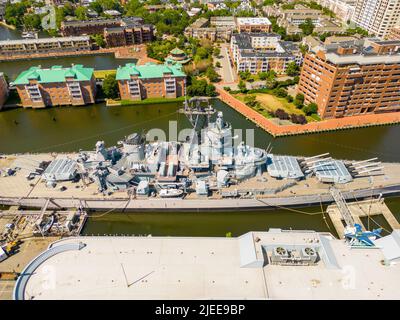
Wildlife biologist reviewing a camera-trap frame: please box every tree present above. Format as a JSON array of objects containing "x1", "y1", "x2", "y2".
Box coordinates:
[
  {"x1": 4, "y1": 2, "x2": 29, "y2": 28},
  {"x1": 195, "y1": 47, "x2": 210, "y2": 61},
  {"x1": 244, "y1": 95, "x2": 257, "y2": 107},
  {"x1": 102, "y1": 74, "x2": 119, "y2": 99},
  {"x1": 205, "y1": 84, "x2": 217, "y2": 97},
  {"x1": 274, "y1": 109, "x2": 289, "y2": 120},
  {"x1": 274, "y1": 88, "x2": 287, "y2": 98},
  {"x1": 206, "y1": 66, "x2": 220, "y2": 83},
  {"x1": 91, "y1": 34, "x2": 106, "y2": 48},
  {"x1": 89, "y1": 1, "x2": 103, "y2": 14},
  {"x1": 302, "y1": 103, "x2": 318, "y2": 116},
  {"x1": 75, "y1": 7, "x2": 88, "y2": 20},
  {"x1": 238, "y1": 80, "x2": 246, "y2": 92},
  {"x1": 286, "y1": 95, "x2": 293, "y2": 103},
  {"x1": 23, "y1": 14, "x2": 42, "y2": 30},
  {"x1": 294, "y1": 93, "x2": 304, "y2": 108},
  {"x1": 187, "y1": 78, "x2": 216, "y2": 97},
  {"x1": 291, "y1": 114, "x2": 307, "y2": 124},
  {"x1": 299, "y1": 18, "x2": 315, "y2": 36},
  {"x1": 239, "y1": 71, "x2": 251, "y2": 81},
  {"x1": 215, "y1": 61, "x2": 221, "y2": 68},
  {"x1": 213, "y1": 47, "x2": 221, "y2": 57},
  {"x1": 263, "y1": 70, "x2": 277, "y2": 89},
  {"x1": 286, "y1": 61, "x2": 300, "y2": 77}
]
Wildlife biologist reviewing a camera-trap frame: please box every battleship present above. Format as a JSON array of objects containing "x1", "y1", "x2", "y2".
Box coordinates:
[{"x1": 1, "y1": 98, "x2": 400, "y2": 211}]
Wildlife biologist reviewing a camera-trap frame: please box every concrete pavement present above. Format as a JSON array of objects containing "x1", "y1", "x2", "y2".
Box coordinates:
[{"x1": 215, "y1": 43, "x2": 238, "y2": 88}]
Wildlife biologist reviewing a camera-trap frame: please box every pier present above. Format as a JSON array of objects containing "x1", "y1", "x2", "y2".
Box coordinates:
[{"x1": 327, "y1": 198, "x2": 400, "y2": 238}]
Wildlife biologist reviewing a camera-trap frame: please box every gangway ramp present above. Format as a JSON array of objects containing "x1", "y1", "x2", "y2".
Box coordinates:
[{"x1": 329, "y1": 186, "x2": 355, "y2": 230}]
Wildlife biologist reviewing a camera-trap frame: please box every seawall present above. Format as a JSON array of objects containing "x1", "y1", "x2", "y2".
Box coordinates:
[{"x1": 216, "y1": 87, "x2": 400, "y2": 137}]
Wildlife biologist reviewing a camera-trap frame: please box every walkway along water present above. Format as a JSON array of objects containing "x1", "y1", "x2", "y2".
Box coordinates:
[{"x1": 216, "y1": 87, "x2": 400, "y2": 137}]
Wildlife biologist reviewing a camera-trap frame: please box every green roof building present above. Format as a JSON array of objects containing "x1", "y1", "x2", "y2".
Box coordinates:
[
  {"x1": 13, "y1": 65, "x2": 94, "y2": 85},
  {"x1": 116, "y1": 62, "x2": 186, "y2": 101},
  {"x1": 13, "y1": 64, "x2": 96, "y2": 108},
  {"x1": 165, "y1": 48, "x2": 191, "y2": 65}
]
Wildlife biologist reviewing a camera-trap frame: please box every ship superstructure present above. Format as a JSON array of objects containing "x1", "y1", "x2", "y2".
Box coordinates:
[{"x1": 29, "y1": 98, "x2": 382, "y2": 199}]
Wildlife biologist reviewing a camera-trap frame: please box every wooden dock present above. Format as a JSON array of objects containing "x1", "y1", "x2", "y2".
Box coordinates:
[{"x1": 326, "y1": 198, "x2": 400, "y2": 238}]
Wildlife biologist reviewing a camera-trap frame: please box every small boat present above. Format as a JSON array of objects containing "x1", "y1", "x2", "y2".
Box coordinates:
[
  {"x1": 21, "y1": 31, "x2": 37, "y2": 39},
  {"x1": 159, "y1": 189, "x2": 184, "y2": 198}
]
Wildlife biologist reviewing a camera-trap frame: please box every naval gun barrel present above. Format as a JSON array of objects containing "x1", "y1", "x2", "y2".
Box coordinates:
[
  {"x1": 304, "y1": 153, "x2": 330, "y2": 161},
  {"x1": 305, "y1": 157, "x2": 332, "y2": 166},
  {"x1": 354, "y1": 162, "x2": 381, "y2": 170},
  {"x1": 352, "y1": 158, "x2": 378, "y2": 166},
  {"x1": 358, "y1": 166, "x2": 384, "y2": 174}
]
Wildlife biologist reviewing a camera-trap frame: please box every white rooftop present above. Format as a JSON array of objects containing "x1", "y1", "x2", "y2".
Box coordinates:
[
  {"x1": 236, "y1": 17, "x2": 272, "y2": 26},
  {"x1": 0, "y1": 36, "x2": 90, "y2": 46},
  {"x1": 17, "y1": 229, "x2": 400, "y2": 300}
]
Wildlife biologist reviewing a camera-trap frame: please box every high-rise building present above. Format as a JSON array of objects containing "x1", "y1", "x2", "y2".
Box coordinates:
[
  {"x1": 13, "y1": 65, "x2": 96, "y2": 108},
  {"x1": 116, "y1": 63, "x2": 186, "y2": 101},
  {"x1": 297, "y1": 39, "x2": 400, "y2": 119},
  {"x1": 352, "y1": 0, "x2": 400, "y2": 38}
]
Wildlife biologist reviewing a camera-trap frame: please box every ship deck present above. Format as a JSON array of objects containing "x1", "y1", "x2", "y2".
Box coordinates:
[{"x1": 1, "y1": 154, "x2": 400, "y2": 210}]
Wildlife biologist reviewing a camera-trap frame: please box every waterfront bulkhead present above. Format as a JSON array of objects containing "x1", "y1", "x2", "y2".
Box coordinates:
[
  {"x1": 0, "y1": 72, "x2": 8, "y2": 110},
  {"x1": 12, "y1": 65, "x2": 97, "y2": 108},
  {"x1": 116, "y1": 62, "x2": 186, "y2": 101}
]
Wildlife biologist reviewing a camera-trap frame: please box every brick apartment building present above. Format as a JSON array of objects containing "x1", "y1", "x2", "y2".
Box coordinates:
[
  {"x1": 230, "y1": 33, "x2": 302, "y2": 74},
  {"x1": 60, "y1": 18, "x2": 125, "y2": 36},
  {"x1": 104, "y1": 24, "x2": 154, "y2": 47},
  {"x1": 0, "y1": 72, "x2": 9, "y2": 109},
  {"x1": 297, "y1": 39, "x2": 400, "y2": 119},
  {"x1": 184, "y1": 17, "x2": 234, "y2": 42},
  {"x1": 116, "y1": 63, "x2": 186, "y2": 101},
  {"x1": 13, "y1": 65, "x2": 96, "y2": 108},
  {"x1": 60, "y1": 17, "x2": 154, "y2": 47},
  {"x1": 236, "y1": 17, "x2": 272, "y2": 33},
  {"x1": 60, "y1": 17, "x2": 143, "y2": 37}
]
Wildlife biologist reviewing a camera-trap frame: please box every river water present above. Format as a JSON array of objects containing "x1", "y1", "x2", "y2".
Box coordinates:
[
  {"x1": 0, "y1": 29, "x2": 399, "y2": 236},
  {"x1": 0, "y1": 25, "x2": 134, "y2": 80}
]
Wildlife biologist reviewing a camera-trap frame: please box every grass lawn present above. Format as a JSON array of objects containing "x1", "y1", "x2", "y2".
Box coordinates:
[
  {"x1": 94, "y1": 70, "x2": 117, "y2": 79},
  {"x1": 233, "y1": 92, "x2": 319, "y2": 123}
]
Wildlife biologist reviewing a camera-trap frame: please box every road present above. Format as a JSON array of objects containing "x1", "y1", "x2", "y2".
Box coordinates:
[{"x1": 215, "y1": 43, "x2": 237, "y2": 86}]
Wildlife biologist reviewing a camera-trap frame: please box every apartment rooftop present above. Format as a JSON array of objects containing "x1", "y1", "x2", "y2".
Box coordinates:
[
  {"x1": 210, "y1": 16, "x2": 236, "y2": 27},
  {"x1": 116, "y1": 62, "x2": 186, "y2": 80},
  {"x1": 236, "y1": 17, "x2": 271, "y2": 26},
  {"x1": 15, "y1": 229, "x2": 400, "y2": 300},
  {"x1": 282, "y1": 8, "x2": 321, "y2": 15},
  {"x1": 61, "y1": 17, "x2": 143, "y2": 28},
  {"x1": 0, "y1": 36, "x2": 90, "y2": 46},
  {"x1": 313, "y1": 38, "x2": 400, "y2": 65},
  {"x1": 12, "y1": 65, "x2": 94, "y2": 85},
  {"x1": 188, "y1": 17, "x2": 209, "y2": 29},
  {"x1": 232, "y1": 33, "x2": 298, "y2": 58}
]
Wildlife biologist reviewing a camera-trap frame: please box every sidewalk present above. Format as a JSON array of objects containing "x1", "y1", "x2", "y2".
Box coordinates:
[{"x1": 216, "y1": 87, "x2": 400, "y2": 137}]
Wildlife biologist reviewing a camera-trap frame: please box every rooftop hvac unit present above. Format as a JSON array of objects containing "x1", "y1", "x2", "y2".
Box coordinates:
[
  {"x1": 300, "y1": 247, "x2": 318, "y2": 264},
  {"x1": 271, "y1": 246, "x2": 289, "y2": 264}
]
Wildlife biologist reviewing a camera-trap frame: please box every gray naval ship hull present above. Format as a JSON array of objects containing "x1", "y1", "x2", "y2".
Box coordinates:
[{"x1": 1, "y1": 184, "x2": 400, "y2": 211}]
